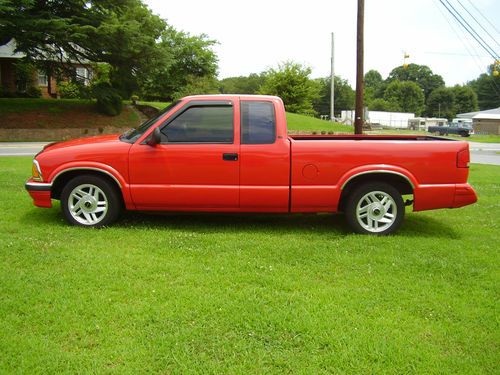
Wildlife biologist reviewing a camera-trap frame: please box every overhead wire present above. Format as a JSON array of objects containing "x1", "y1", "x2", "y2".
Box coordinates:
[
  {"x1": 455, "y1": 0, "x2": 500, "y2": 50},
  {"x1": 464, "y1": 0, "x2": 500, "y2": 35},
  {"x1": 438, "y1": 0, "x2": 499, "y2": 61},
  {"x1": 432, "y1": 0, "x2": 500, "y2": 98}
]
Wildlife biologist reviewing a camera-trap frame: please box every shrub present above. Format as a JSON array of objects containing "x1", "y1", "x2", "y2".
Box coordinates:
[
  {"x1": 131, "y1": 95, "x2": 139, "y2": 105},
  {"x1": 25, "y1": 86, "x2": 42, "y2": 98},
  {"x1": 92, "y1": 82, "x2": 123, "y2": 116},
  {"x1": 58, "y1": 81, "x2": 80, "y2": 99}
]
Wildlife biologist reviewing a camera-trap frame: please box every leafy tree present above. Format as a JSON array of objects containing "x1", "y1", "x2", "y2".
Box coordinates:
[
  {"x1": 139, "y1": 27, "x2": 218, "y2": 100},
  {"x1": 452, "y1": 85, "x2": 478, "y2": 115},
  {"x1": 387, "y1": 63, "x2": 445, "y2": 100},
  {"x1": 259, "y1": 61, "x2": 320, "y2": 115},
  {"x1": 364, "y1": 69, "x2": 384, "y2": 107},
  {"x1": 468, "y1": 66, "x2": 500, "y2": 110},
  {"x1": 0, "y1": 0, "x2": 166, "y2": 97},
  {"x1": 313, "y1": 76, "x2": 355, "y2": 116},
  {"x1": 219, "y1": 73, "x2": 266, "y2": 94},
  {"x1": 368, "y1": 98, "x2": 400, "y2": 112},
  {"x1": 426, "y1": 87, "x2": 455, "y2": 119},
  {"x1": 383, "y1": 80, "x2": 425, "y2": 115}
]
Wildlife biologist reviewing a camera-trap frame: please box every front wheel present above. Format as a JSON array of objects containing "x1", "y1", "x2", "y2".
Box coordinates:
[
  {"x1": 60, "y1": 175, "x2": 122, "y2": 227},
  {"x1": 345, "y1": 182, "x2": 405, "y2": 235}
]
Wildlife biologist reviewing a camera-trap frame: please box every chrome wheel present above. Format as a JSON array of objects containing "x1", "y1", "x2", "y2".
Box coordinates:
[
  {"x1": 356, "y1": 191, "x2": 397, "y2": 233},
  {"x1": 68, "y1": 184, "x2": 108, "y2": 226}
]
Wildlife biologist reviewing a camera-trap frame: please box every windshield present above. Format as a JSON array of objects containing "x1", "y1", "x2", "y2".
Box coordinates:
[{"x1": 120, "y1": 101, "x2": 180, "y2": 143}]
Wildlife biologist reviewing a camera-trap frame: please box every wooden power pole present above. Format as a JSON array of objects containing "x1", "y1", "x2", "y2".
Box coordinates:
[{"x1": 354, "y1": 0, "x2": 364, "y2": 134}]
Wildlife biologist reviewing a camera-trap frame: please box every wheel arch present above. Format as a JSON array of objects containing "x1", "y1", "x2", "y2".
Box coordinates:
[
  {"x1": 49, "y1": 165, "x2": 126, "y2": 204},
  {"x1": 338, "y1": 169, "x2": 416, "y2": 212}
]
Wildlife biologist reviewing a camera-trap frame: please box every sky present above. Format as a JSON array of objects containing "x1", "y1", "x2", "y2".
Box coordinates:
[{"x1": 144, "y1": 0, "x2": 500, "y2": 86}]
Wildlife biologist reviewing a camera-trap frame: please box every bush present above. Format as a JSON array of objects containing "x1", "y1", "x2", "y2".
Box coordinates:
[
  {"x1": 92, "y1": 82, "x2": 123, "y2": 116},
  {"x1": 58, "y1": 81, "x2": 80, "y2": 99},
  {"x1": 25, "y1": 86, "x2": 42, "y2": 98}
]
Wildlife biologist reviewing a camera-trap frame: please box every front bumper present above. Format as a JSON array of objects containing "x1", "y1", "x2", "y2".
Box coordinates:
[{"x1": 25, "y1": 179, "x2": 52, "y2": 208}]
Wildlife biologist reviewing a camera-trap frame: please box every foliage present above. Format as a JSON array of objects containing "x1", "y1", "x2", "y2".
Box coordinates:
[
  {"x1": 171, "y1": 75, "x2": 219, "y2": 100},
  {"x1": 313, "y1": 76, "x2": 355, "y2": 116},
  {"x1": 368, "y1": 98, "x2": 400, "y2": 112},
  {"x1": 25, "y1": 85, "x2": 42, "y2": 98},
  {"x1": 0, "y1": 0, "x2": 217, "y2": 100},
  {"x1": 139, "y1": 27, "x2": 218, "y2": 101},
  {"x1": 57, "y1": 81, "x2": 82, "y2": 99},
  {"x1": 387, "y1": 63, "x2": 445, "y2": 100},
  {"x1": 451, "y1": 85, "x2": 478, "y2": 115},
  {"x1": 92, "y1": 82, "x2": 123, "y2": 116},
  {"x1": 0, "y1": 157, "x2": 498, "y2": 373},
  {"x1": 219, "y1": 73, "x2": 266, "y2": 94},
  {"x1": 467, "y1": 65, "x2": 500, "y2": 110},
  {"x1": 383, "y1": 80, "x2": 425, "y2": 115},
  {"x1": 364, "y1": 69, "x2": 384, "y2": 106},
  {"x1": 426, "y1": 87, "x2": 455, "y2": 119},
  {"x1": 259, "y1": 61, "x2": 320, "y2": 115}
]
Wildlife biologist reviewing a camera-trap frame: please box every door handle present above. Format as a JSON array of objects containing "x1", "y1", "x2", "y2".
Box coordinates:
[{"x1": 222, "y1": 153, "x2": 238, "y2": 161}]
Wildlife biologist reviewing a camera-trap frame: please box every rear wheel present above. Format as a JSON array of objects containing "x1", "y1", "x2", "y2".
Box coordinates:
[
  {"x1": 60, "y1": 175, "x2": 122, "y2": 227},
  {"x1": 345, "y1": 182, "x2": 404, "y2": 235}
]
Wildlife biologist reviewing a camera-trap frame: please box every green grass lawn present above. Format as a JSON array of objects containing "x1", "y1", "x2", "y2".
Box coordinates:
[{"x1": 0, "y1": 157, "x2": 498, "y2": 373}]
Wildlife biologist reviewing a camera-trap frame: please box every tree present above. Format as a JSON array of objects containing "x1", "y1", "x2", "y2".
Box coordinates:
[
  {"x1": 387, "y1": 63, "x2": 445, "y2": 100},
  {"x1": 468, "y1": 66, "x2": 500, "y2": 110},
  {"x1": 364, "y1": 69, "x2": 384, "y2": 107},
  {"x1": 219, "y1": 73, "x2": 266, "y2": 94},
  {"x1": 139, "y1": 27, "x2": 218, "y2": 100},
  {"x1": 0, "y1": 0, "x2": 167, "y2": 97},
  {"x1": 383, "y1": 80, "x2": 425, "y2": 115},
  {"x1": 259, "y1": 61, "x2": 320, "y2": 115},
  {"x1": 452, "y1": 85, "x2": 478, "y2": 115},
  {"x1": 368, "y1": 98, "x2": 400, "y2": 112},
  {"x1": 426, "y1": 87, "x2": 455, "y2": 119},
  {"x1": 313, "y1": 76, "x2": 355, "y2": 116}
]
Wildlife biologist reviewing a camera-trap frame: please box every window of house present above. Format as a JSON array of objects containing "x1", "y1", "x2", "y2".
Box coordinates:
[
  {"x1": 241, "y1": 101, "x2": 276, "y2": 144},
  {"x1": 161, "y1": 105, "x2": 233, "y2": 143},
  {"x1": 75, "y1": 67, "x2": 89, "y2": 85},
  {"x1": 38, "y1": 71, "x2": 48, "y2": 86}
]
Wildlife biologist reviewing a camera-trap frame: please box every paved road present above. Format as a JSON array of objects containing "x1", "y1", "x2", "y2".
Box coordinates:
[{"x1": 1, "y1": 141, "x2": 500, "y2": 165}]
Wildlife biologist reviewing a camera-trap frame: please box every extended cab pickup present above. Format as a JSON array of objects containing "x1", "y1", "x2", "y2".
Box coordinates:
[{"x1": 26, "y1": 95, "x2": 477, "y2": 234}]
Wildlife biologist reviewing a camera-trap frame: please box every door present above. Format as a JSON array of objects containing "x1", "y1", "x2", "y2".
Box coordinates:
[
  {"x1": 129, "y1": 101, "x2": 240, "y2": 210},
  {"x1": 239, "y1": 100, "x2": 290, "y2": 212}
]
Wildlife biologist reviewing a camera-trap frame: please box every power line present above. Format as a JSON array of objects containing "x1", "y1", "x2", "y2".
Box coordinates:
[
  {"x1": 455, "y1": 0, "x2": 500, "y2": 50},
  {"x1": 433, "y1": 0, "x2": 500, "y2": 98},
  {"x1": 438, "y1": 0, "x2": 499, "y2": 60},
  {"x1": 465, "y1": 0, "x2": 500, "y2": 35}
]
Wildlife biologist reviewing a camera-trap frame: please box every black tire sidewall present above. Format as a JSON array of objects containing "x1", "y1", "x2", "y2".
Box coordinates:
[
  {"x1": 345, "y1": 182, "x2": 405, "y2": 235},
  {"x1": 60, "y1": 175, "x2": 121, "y2": 227}
]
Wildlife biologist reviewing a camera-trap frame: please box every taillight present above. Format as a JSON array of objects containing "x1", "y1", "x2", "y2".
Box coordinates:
[{"x1": 457, "y1": 149, "x2": 470, "y2": 168}]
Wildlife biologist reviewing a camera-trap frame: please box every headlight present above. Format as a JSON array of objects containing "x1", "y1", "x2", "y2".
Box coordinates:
[{"x1": 32, "y1": 159, "x2": 43, "y2": 181}]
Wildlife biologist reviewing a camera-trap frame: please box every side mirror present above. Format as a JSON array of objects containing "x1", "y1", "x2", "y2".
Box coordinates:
[{"x1": 146, "y1": 128, "x2": 161, "y2": 146}]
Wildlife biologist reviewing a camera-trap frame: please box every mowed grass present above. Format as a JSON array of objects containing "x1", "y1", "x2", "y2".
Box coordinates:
[{"x1": 0, "y1": 157, "x2": 498, "y2": 373}]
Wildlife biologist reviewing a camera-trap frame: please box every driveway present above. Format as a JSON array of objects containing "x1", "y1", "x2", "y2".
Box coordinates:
[{"x1": 1, "y1": 141, "x2": 500, "y2": 166}]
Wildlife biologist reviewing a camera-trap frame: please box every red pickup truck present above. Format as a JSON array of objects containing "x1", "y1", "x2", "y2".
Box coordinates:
[{"x1": 25, "y1": 95, "x2": 477, "y2": 234}]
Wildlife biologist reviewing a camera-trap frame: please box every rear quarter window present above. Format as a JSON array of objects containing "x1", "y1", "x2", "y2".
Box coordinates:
[{"x1": 241, "y1": 101, "x2": 276, "y2": 144}]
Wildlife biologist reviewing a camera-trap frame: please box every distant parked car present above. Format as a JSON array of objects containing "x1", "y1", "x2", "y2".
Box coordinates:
[{"x1": 428, "y1": 122, "x2": 471, "y2": 137}]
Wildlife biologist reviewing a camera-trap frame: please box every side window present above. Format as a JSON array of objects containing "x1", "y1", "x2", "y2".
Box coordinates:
[
  {"x1": 161, "y1": 105, "x2": 233, "y2": 143},
  {"x1": 241, "y1": 101, "x2": 276, "y2": 144}
]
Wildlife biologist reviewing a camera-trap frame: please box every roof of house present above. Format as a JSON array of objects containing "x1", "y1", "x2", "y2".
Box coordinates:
[
  {"x1": 0, "y1": 39, "x2": 91, "y2": 65},
  {"x1": 0, "y1": 39, "x2": 25, "y2": 59},
  {"x1": 457, "y1": 107, "x2": 500, "y2": 120}
]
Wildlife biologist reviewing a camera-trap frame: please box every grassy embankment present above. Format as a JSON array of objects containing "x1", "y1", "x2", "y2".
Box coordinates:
[
  {"x1": 0, "y1": 98, "x2": 140, "y2": 129},
  {"x1": 0, "y1": 157, "x2": 498, "y2": 373}
]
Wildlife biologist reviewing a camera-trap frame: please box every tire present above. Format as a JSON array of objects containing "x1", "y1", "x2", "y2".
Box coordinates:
[
  {"x1": 345, "y1": 182, "x2": 405, "y2": 235},
  {"x1": 60, "y1": 175, "x2": 122, "y2": 227}
]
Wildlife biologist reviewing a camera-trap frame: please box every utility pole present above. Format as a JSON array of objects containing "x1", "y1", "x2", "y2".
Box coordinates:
[
  {"x1": 354, "y1": 0, "x2": 364, "y2": 134},
  {"x1": 330, "y1": 32, "x2": 335, "y2": 122}
]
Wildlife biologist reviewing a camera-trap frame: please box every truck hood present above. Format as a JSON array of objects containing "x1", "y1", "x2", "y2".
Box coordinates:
[{"x1": 42, "y1": 134, "x2": 122, "y2": 152}]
